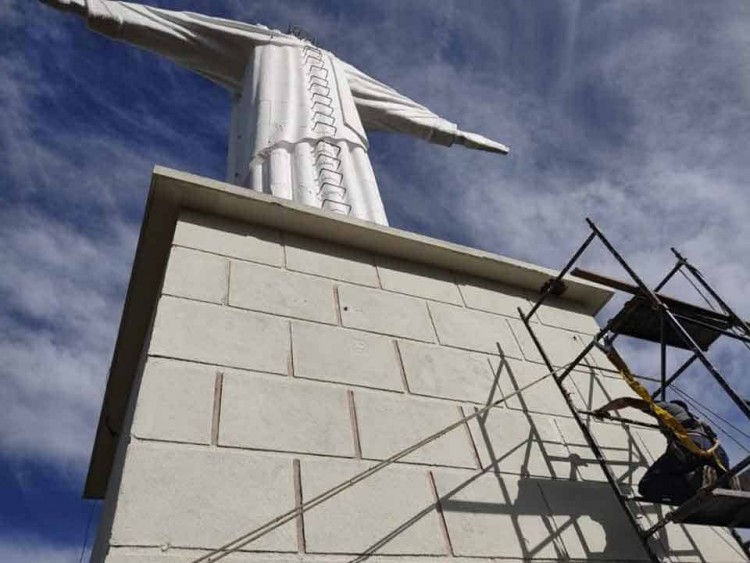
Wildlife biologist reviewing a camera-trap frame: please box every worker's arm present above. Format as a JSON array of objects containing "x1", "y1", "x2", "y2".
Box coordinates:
[{"x1": 592, "y1": 397, "x2": 653, "y2": 418}]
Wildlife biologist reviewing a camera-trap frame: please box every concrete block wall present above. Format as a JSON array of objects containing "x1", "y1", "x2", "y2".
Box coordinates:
[{"x1": 99, "y1": 210, "x2": 745, "y2": 562}]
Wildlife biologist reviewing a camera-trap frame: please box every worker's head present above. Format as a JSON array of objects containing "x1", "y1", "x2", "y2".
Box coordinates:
[{"x1": 670, "y1": 399, "x2": 689, "y2": 411}]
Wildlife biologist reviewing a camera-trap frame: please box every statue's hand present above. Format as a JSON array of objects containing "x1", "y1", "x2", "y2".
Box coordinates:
[
  {"x1": 39, "y1": 0, "x2": 87, "y2": 16},
  {"x1": 455, "y1": 130, "x2": 509, "y2": 155}
]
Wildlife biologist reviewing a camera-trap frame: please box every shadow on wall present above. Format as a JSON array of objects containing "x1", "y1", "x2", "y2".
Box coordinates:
[{"x1": 343, "y1": 351, "x2": 724, "y2": 562}]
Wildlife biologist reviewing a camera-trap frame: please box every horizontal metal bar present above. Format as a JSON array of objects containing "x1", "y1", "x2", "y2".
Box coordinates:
[{"x1": 577, "y1": 410, "x2": 659, "y2": 430}]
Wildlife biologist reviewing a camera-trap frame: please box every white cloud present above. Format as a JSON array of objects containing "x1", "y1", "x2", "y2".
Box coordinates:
[
  {"x1": 0, "y1": 539, "x2": 81, "y2": 563},
  {"x1": 0, "y1": 207, "x2": 135, "y2": 466}
]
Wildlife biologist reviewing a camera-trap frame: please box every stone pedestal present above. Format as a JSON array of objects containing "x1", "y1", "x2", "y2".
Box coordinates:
[{"x1": 87, "y1": 167, "x2": 746, "y2": 562}]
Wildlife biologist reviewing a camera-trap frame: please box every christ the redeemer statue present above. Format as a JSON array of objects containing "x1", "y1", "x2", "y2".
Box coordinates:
[{"x1": 42, "y1": 0, "x2": 508, "y2": 226}]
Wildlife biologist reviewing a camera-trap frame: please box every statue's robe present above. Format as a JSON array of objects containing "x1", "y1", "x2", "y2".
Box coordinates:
[{"x1": 83, "y1": 0, "x2": 507, "y2": 225}]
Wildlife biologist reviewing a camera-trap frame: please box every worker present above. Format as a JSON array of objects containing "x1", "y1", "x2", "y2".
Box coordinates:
[{"x1": 592, "y1": 398, "x2": 732, "y2": 503}]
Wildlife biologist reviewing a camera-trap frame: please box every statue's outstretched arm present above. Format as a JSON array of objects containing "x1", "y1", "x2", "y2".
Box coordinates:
[
  {"x1": 341, "y1": 59, "x2": 508, "y2": 155},
  {"x1": 39, "y1": 0, "x2": 273, "y2": 90}
]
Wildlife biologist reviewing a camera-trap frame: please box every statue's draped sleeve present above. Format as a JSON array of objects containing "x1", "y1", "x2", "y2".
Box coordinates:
[
  {"x1": 341, "y1": 59, "x2": 508, "y2": 154},
  {"x1": 83, "y1": 0, "x2": 275, "y2": 90}
]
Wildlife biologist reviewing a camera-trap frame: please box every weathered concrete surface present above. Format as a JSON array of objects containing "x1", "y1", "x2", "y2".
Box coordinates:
[
  {"x1": 292, "y1": 321, "x2": 403, "y2": 391},
  {"x1": 219, "y1": 372, "x2": 354, "y2": 457},
  {"x1": 131, "y1": 358, "x2": 214, "y2": 445},
  {"x1": 553, "y1": 416, "x2": 651, "y2": 489},
  {"x1": 150, "y1": 296, "x2": 290, "y2": 374},
  {"x1": 508, "y1": 318, "x2": 610, "y2": 369},
  {"x1": 104, "y1": 553, "x2": 523, "y2": 563},
  {"x1": 397, "y1": 340, "x2": 497, "y2": 404},
  {"x1": 162, "y1": 246, "x2": 227, "y2": 304},
  {"x1": 110, "y1": 443, "x2": 296, "y2": 551},
  {"x1": 301, "y1": 458, "x2": 445, "y2": 555},
  {"x1": 535, "y1": 296, "x2": 601, "y2": 335},
  {"x1": 104, "y1": 552, "x2": 530, "y2": 563},
  {"x1": 569, "y1": 365, "x2": 656, "y2": 424},
  {"x1": 338, "y1": 284, "x2": 436, "y2": 342},
  {"x1": 376, "y1": 258, "x2": 463, "y2": 305},
  {"x1": 230, "y1": 260, "x2": 337, "y2": 324},
  {"x1": 354, "y1": 391, "x2": 477, "y2": 469},
  {"x1": 433, "y1": 469, "x2": 565, "y2": 559},
  {"x1": 91, "y1": 184, "x2": 744, "y2": 563},
  {"x1": 538, "y1": 479, "x2": 651, "y2": 561},
  {"x1": 174, "y1": 210, "x2": 283, "y2": 266},
  {"x1": 285, "y1": 234, "x2": 379, "y2": 287},
  {"x1": 458, "y1": 277, "x2": 534, "y2": 318},
  {"x1": 491, "y1": 357, "x2": 574, "y2": 418},
  {"x1": 428, "y1": 302, "x2": 522, "y2": 358},
  {"x1": 467, "y1": 408, "x2": 575, "y2": 479}
]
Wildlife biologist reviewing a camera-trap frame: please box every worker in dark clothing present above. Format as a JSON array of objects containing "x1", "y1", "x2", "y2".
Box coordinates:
[{"x1": 593, "y1": 398, "x2": 731, "y2": 503}]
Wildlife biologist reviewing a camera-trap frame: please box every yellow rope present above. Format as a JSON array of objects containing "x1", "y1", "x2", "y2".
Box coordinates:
[{"x1": 605, "y1": 349, "x2": 726, "y2": 470}]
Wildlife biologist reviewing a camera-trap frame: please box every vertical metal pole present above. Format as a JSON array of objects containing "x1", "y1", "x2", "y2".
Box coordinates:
[
  {"x1": 671, "y1": 248, "x2": 750, "y2": 337},
  {"x1": 516, "y1": 308, "x2": 660, "y2": 563},
  {"x1": 660, "y1": 311, "x2": 667, "y2": 401},
  {"x1": 651, "y1": 353, "x2": 698, "y2": 399},
  {"x1": 524, "y1": 231, "x2": 597, "y2": 321}
]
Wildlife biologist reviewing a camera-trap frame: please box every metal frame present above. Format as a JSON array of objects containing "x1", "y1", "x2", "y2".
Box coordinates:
[{"x1": 518, "y1": 218, "x2": 750, "y2": 555}]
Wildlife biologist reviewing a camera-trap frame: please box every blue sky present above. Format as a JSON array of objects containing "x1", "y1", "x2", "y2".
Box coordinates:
[{"x1": 2, "y1": 1, "x2": 750, "y2": 560}]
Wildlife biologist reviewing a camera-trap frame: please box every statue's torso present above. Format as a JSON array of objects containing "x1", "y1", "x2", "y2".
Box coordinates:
[{"x1": 227, "y1": 41, "x2": 368, "y2": 187}]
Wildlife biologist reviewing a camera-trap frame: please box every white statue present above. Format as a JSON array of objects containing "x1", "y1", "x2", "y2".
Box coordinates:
[{"x1": 41, "y1": 0, "x2": 508, "y2": 225}]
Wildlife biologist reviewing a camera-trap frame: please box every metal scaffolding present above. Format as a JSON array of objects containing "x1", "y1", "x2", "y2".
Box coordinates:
[{"x1": 518, "y1": 218, "x2": 750, "y2": 561}]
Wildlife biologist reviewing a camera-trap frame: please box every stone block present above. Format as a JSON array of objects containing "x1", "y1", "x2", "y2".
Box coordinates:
[
  {"x1": 492, "y1": 357, "x2": 573, "y2": 417},
  {"x1": 507, "y1": 319, "x2": 608, "y2": 369},
  {"x1": 301, "y1": 458, "x2": 445, "y2": 555},
  {"x1": 538, "y1": 479, "x2": 650, "y2": 561},
  {"x1": 554, "y1": 417, "x2": 651, "y2": 489},
  {"x1": 467, "y1": 409, "x2": 575, "y2": 479},
  {"x1": 535, "y1": 297, "x2": 600, "y2": 335},
  {"x1": 353, "y1": 391, "x2": 477, "y2": 469},
  {"x1": 458, "y1": 277, "x2": 535, "y2": 318},
  {"x1": 219, "y1": 372, "x2": 354, "y2": 457},
  {"x1": 398, "y1": 341, "x2": 497, "y2": 404},
  {"x1": 131, "y1": 358, "x2": 214, "y2": 445},
  {"x1": 338, "y1": 285, "x2": 436, "y2": 342},
  {"x1": 173, "y1": 210, "x2": 282, "y2": 266},
  {"x1": 162, "y1": 246, "x2": 227, "y2": 304},
  {"x1": 376, "y1": 258, "x2": 462, "y2": 305},
  {"x1": 150, "y1": 296, "x2": 289, "y2": 375},
  {"x1": 569, "y1": 365, "x2": 656, "y2": 425},
  {"x1": 433, "y1": 470, "x2": 564, "y2": 559},
  {"x1": 284, "y1": 234, "x2": 379, "y2": 286},
  {"x1": 291, "y1": 322, "x2": 403, "y2": 391},
  {"x1": 111, "y1": 443, "x2": 296, "y2": 551},
  {"x1": 229, "y1": 260, "x2": 337, "y2": 324},
  {"x1": 428, "y1": 303, "x2": 522, "y2": 358}
]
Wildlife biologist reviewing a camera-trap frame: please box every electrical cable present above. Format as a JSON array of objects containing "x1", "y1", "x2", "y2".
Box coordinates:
[{"x1": 679, "y1": 268, "x2": 750, "y2": 353}]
